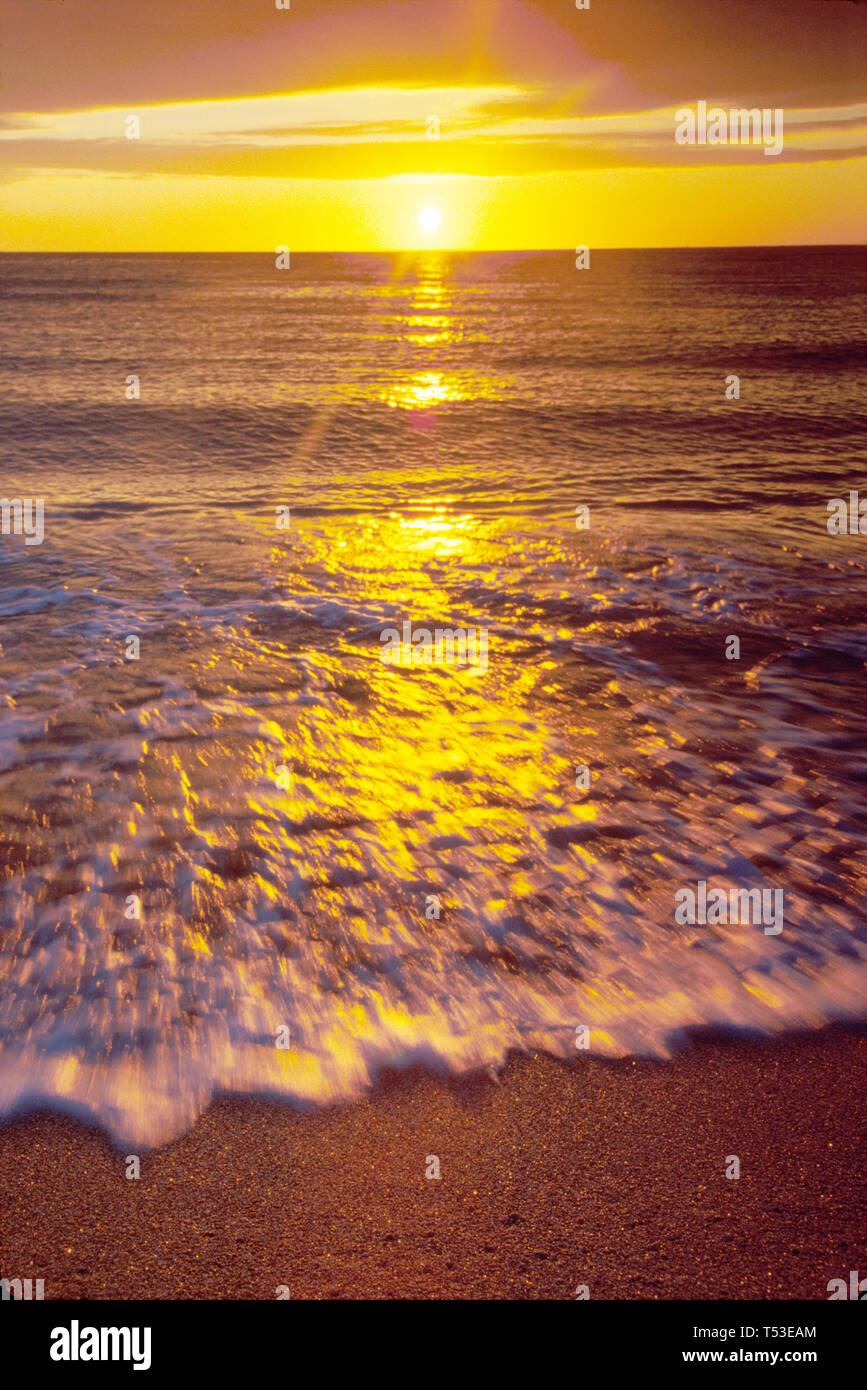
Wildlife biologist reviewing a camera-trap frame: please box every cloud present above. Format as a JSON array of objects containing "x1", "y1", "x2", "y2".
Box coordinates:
[
  {"x1": 1, "y1": 88, "x2": 864, "y2": 182},
  {"x1": 2, "y1": 0, "x2": 865, "y2": 116}
]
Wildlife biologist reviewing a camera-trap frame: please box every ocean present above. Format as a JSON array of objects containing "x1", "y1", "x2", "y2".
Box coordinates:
[{"x1": 0, "y1": 247, "x2": 865, "y2": 1145}]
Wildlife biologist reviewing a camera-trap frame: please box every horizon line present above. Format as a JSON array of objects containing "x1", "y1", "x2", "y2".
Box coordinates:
[{"x1": 2, "y1": 242, "x2": 865, "y2": 255}]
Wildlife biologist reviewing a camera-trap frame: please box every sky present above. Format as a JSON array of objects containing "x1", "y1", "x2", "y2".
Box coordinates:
[{"x1": 1, "y1": 0, "x2": 865, "y2": 250}]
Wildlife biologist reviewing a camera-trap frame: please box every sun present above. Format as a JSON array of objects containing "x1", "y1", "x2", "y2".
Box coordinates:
[{"x1": 418, "y1": 205, "x2": 442, "y2": 235}]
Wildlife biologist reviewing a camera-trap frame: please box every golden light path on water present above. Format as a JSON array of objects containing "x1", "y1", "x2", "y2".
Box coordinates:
[
  {"x1": 378, "y1": 259, "x2": 504, "y2": 410},
  {"x1": 3, "y1": 493, "x2": 863, "y2": 1148},
  {"x1": 0, "y1": 253, "x2": 865, "y2": 1146}
]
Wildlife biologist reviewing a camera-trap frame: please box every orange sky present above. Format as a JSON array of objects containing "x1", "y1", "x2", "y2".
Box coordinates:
[{"x1": 1, "y1": 0, "x2": 865, "y2": 250}]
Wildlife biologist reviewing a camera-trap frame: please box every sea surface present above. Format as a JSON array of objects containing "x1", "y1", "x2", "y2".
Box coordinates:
[{"x1": 0, "y1": 248, "x2": 865, "y2": 1145}]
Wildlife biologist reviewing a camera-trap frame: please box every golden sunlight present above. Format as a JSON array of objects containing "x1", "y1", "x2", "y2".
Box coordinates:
[{"x1": 418, "y1": 205, "x2": 442, "y2": 235}]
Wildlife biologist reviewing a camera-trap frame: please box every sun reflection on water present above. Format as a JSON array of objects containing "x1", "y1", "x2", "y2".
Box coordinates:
[
  {"x1": 378, "y1": 254, "x2": 505, "y2": 410},
  {"x1": 1, "y1": 253, "x2": 865, "y2": 1148}
]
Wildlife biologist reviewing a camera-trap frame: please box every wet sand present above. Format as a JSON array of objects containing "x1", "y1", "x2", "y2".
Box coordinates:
[{"x1": 0, "y1": 1025, "x2": 864, "y2": 1300}]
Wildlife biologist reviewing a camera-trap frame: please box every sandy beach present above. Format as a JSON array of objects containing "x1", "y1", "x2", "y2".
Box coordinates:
[{"x1": 0, "y1": 1024, "x2": 863, "y2": 1301}]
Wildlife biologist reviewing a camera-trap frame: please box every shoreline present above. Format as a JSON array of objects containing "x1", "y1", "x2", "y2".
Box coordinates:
[{"x1": 0, "y1": 1023, "x2": 864, "y2": 1300}]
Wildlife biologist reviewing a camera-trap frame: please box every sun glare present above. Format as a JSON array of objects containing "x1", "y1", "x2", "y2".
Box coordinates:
[{"x1": 418, "y1": 205, "x2": 442, "y2": 235}]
